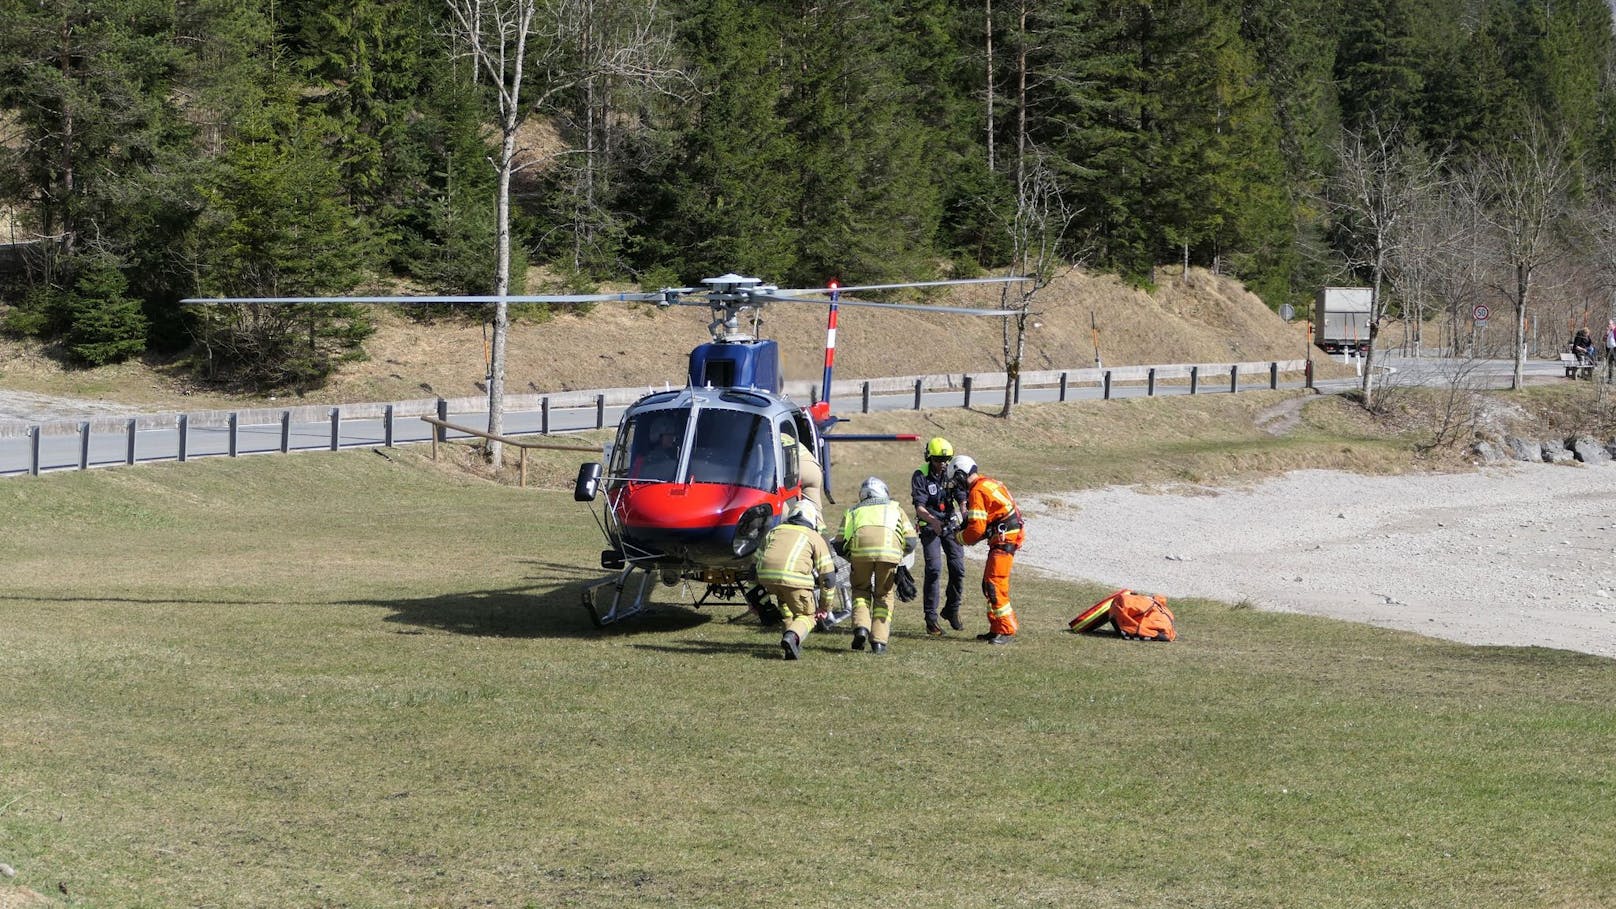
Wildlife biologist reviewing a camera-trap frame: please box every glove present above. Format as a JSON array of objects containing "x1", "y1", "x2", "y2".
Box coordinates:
[
  {"x1": 943, "y1": 513, "x2": 963, "y2": 534},
  {"x1": 894, "y1": 564, "x2": 918, "y2": 603}
]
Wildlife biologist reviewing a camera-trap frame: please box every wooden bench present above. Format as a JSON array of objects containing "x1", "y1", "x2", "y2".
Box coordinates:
[{"x1": 1561, "y1": 352, "x2": 1596, "y2": 380}]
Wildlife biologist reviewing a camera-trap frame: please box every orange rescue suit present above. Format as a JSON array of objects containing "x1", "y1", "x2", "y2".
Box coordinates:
[{"x1": 959, "y1": 474, "x2": 1023, "y2": 636}]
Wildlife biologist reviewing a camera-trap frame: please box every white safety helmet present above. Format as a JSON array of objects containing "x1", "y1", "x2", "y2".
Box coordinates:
[
  {"x1": 785, "y1": 498, "x2": 821, "y2": 529},
  {"x1": 858, "y1": 476, "x2": 889, "y2": 502},
  {"x1": 947, "y1": 454, "x2": 978, "y2": 488}
]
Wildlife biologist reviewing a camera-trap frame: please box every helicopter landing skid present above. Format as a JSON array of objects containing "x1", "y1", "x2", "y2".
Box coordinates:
[{"x1": 582, "y1": 564, "x2": 656, "y2": 627}]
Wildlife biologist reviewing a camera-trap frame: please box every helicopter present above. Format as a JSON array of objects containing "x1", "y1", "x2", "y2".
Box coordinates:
[
  {"x1": 184, "y1": 271, "x2": 1030, "y2": 627},
  {"x1": 565, "y1": 273, "x2": 1028, "y2": 627}
]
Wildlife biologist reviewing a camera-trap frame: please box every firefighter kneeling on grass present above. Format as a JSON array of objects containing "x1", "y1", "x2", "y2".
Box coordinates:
[
  {"x1": 756, "y1": 500, "x2": 838, "y2": 660},
  {"x1": 838, "y1": 477, "x2": 919, "y2": 655},
  {"x1": 949, "y1": 455, "x2": 1022, "y2": 644}
]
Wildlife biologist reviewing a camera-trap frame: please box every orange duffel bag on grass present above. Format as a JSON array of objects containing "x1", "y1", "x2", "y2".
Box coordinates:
[{"x1": 1072, "y1": 588, "x2": 1177, "y2": 641}]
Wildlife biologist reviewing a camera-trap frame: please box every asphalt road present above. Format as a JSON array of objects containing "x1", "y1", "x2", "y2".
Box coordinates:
[{"x1": 0, "y1": 356, "x2": 1576, "y2": 477}]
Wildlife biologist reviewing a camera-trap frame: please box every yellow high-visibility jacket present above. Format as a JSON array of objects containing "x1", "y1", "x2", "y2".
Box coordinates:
[
  {"x1": 755, "y1": 523, "x2": 836, "y2": 590},
  {"x1": 839, "y1": 499, "x2": 918, "y2": 564}
]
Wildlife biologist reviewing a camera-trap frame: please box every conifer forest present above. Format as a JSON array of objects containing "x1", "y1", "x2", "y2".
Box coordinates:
[{"x1": 3, "y1": 0, "x2": 1615, "y2": 387}]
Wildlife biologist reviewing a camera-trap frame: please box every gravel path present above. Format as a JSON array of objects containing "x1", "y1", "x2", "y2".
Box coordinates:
[
  {"x1": 1018, "y1": 463, "x2": 1616, "y2": 659},
  {"x1": 0, "y1": 390, "x2": 143, "y2": 423}
]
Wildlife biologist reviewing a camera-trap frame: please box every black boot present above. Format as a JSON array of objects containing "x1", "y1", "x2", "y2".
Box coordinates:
[
  {"x1": 781, "y1": 631, "x2": 802, "y2": 660},
  {"x1": 941, "y1": 605, "x2": 963, "y2": 631},
  {"x1": 870, "y1": 640, "x2": 888, "y2": 654},
  {"x1": 851, "y1": 627, "x2": 869, "y2": 651}
]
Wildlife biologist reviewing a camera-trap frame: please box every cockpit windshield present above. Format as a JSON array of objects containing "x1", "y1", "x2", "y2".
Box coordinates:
[
  {"x1": 688, "y1": 409, "x2": 777, "y2": 491},
  {"x1": 613, "y1": 409, "x2": 689, "y2": 483},
  {"x1": 610, "y1": 406, "x2": 777, "y2": 491}
]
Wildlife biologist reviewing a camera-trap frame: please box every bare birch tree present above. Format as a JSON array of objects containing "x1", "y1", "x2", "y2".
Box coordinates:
[
  {"x1": 999, "y1": 151, "x2": 1073, "y2": 417},
  {"x1": 444, "y1": 0, "x2": 672, "y2": 468},
  {"x1": 1470, "y1": 120, "x2": 1575, "y2": 390},
  {"x1": 1323, "y1": 118, "x2": 1445, "y2": 409}
]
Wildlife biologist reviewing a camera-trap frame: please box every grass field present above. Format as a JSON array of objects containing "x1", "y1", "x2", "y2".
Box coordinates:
[{"x1": 3, "y1": 392, "x2": 1614, "y2": 908}]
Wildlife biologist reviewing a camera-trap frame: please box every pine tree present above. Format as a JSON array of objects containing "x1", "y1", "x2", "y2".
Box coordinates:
[
  {"x1": 1334, "y1": 0, "x2": 1425, "y2": 131},
  {"x1": 189, "y1": 97, "x2": 377, "y2": 388},
  {"x1": 649, "y1": 0, "x2": 801, "y2": 279}
]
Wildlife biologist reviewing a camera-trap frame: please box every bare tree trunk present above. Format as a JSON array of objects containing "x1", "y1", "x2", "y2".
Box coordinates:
[
  {"x1": 985, "y1": 0, "x2": 994, "y2": 173},
  {"x1": 1513, "y1": 263, "x2": 1528, "y2": 390},
  {"x1": 1016, "y1": 1, "x2": 1027, "y2": 187}
]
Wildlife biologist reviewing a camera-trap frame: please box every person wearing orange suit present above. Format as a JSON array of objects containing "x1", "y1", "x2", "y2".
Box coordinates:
[{"x1": 948, "y1": 454, "x2": 1023, "y2": 644}]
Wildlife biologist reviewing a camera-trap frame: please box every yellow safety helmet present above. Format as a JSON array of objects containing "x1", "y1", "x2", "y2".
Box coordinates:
[{"x1": 925, "y1": 437, "x2": 954, "y2": 459}]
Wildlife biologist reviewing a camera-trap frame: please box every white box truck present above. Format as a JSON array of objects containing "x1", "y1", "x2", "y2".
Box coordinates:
[{"x1": 1314, "y1": 287, "x2": 1372, "y2": 354}]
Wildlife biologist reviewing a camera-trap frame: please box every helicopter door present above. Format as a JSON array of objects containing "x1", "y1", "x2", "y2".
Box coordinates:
[{"x1": 792, "y1": 411, "x2": 822, "y2": 468}]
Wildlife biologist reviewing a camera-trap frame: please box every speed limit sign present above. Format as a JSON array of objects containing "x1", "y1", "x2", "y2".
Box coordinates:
[{"x1": 1473, "y1": 304, "x2": 1490, "y2": 323}]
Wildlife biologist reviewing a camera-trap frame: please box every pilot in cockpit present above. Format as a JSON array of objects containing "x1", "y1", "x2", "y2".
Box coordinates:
[{"x1": 635, "y1": 417, "x2": 683, "y2": 480}]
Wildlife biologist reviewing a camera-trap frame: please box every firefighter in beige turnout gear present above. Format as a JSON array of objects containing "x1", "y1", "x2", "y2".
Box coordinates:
[
  {"x1": 838, "y1": 477, "x2": 919, "y2": 654},
  {"x1": 754, "y1": 499, "x2": 838, "y2": 660}
]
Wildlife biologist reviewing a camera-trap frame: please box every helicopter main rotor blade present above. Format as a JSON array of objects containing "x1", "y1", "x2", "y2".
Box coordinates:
[
  {"x1": 774, "y1": 275, "x2": 1031, "y2": 295},
  {"x1": 179, "y1": 292, "x2": 668, "y2": 305},
  {"x1": 764, "y1": 293, "x2": 1019, "y2": 317}
]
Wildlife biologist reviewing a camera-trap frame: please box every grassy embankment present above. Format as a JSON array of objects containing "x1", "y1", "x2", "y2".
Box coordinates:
[{"x1": 2, "y1": 390, "x2": 1613, "y2": 908}]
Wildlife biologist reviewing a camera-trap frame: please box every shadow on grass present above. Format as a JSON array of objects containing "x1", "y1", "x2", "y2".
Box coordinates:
[
  {"x1": 0, "y1": 594, "x2": 294, "y2": 607},
  {"x1": 361, "y1": 581, "x2": 721, "y2": 639},
  {"x1": 628, "y1": 638, "x2": 786, "y2": 659}
]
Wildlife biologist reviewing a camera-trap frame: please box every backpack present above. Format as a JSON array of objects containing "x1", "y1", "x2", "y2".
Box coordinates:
[{"x1": 1072, "y1": 588, "x2": 1177, "y2": 642}]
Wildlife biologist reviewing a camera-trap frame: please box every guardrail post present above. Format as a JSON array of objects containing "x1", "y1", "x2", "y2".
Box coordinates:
[
  {"x1": 913, "y1": 378, "x2": 923, "y2": 410},
  {"x1": 595, "y1": 394, "x2": 606, "y2": 429},
  {"x1": 1190, "y1": 366, "x2": 1199, "y2": 395},
  {"x1": 962, "y1": 376, "x2": 972, "y2": 409},
  {"x1": 1013, "y1": 374, "x2": 1021, "y2": 404},
  {"x1": 329, "y1": 408, "x2": 341, "y2": 451},
  {"x1": 541, "y1": 397, "x2": 550, "y2": 434},
  {"x1": 280, "y1": 411, "x2": 291, "y2": 452},
  {"x1": 1269, "y1": 361, "x2": 1279, "y2": 389},
  {"x1": 127, "y1": 418, "x2": 137, "y2": 465},
  {"x1": 383, "y1": 405, "x2": 394, "y2": 448},
  {"x1": 1147, "y1": 368, "x2": 1156, "y2": 397},
  {"x1": 435, "y1": 399, "x2": 448, "y2": 442},
  {"x1": 228, "y1": 413, "x2": 239, "y2": 457},
  {"x1": 1059, "y1": 372, "x2": 1068, "y2": 402},
  {"x1": 1103, "y1": 371, "x2": 1112, "y2": 400},
  {"x1": 861, "y1": 382, "x2": 871, "y2": 414},
  {"x1": 177, "y1": 414, "x2": 189, "y2": 462},
  {"x1": 1230, "y1": 364, "x2": 1239, "y2": 393},
  {"x1": 519, "y1": 448, "x2": 528, "y2": 488},
  {"x1": 28, "y1": 426, "x2": 40, "y2": 476},
  {"x1": 79, "y1": 421, "x2": 90, "y2": 470}
]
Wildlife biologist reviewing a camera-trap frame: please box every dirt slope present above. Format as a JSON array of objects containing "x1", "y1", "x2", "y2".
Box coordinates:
[
  {"x1": 0, "y1": 265, "x2": 1332, "y2": 409},
  {"x1": 322, "y1": 265, "x2": 1322, "y2": 405}
]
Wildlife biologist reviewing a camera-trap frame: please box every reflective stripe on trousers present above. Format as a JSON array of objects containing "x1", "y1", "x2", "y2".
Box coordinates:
[{"x1": 983, "y1": 547, "x2": 1018, "y2": 636}]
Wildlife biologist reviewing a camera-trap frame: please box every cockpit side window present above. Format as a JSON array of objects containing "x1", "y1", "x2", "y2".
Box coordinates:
[{"x1": 778, "y1": 418, "x2": 801, "y2": 488}]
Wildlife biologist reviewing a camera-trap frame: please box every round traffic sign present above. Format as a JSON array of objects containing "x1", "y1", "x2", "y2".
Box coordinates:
[{"x1": 1473, "y1": 304, "x2": 1490, "y2": 322}]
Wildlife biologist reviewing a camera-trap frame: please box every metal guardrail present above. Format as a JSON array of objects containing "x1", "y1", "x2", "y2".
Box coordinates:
[
  {"x1": 418, "y1": 415, "x2": 596, "y2": 488},
  {"x1": 1, "y1": 358, "x2": 1308, "y2": 478}
]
